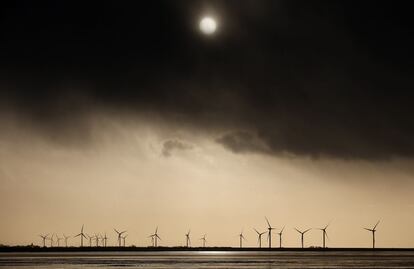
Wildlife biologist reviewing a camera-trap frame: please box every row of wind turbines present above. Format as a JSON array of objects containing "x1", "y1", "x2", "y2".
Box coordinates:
[{"x1": 39, "y1": 219, "x2": 381, "y2": 249}]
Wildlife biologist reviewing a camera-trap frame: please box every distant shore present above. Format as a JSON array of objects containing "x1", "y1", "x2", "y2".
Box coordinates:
[{"x1": 1, "y1": 246, "x2": 414, "y2": 252}]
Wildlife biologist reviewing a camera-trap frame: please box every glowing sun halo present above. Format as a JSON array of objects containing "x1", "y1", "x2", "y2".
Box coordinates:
[{"x1": 199, "y1": 17, "x2": 217, "y2": 35}]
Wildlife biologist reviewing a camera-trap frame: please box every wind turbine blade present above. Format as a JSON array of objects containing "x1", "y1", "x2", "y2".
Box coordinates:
[
  {"x1": 364, "y1": 228, "x2": 372, "y2": 232},
  {"x1": 374, "y1": 220, "x2": 380, "y2": 230},
  {"x1": 253, "y1": 228, "x2": 260, "y2": 235},
  {"x1": 155, "y1": 226, "x2": 158, "y2": 234},
  {"x1": 114, "y1": 228, "x2": 119, "y2": 234},
  {"x1": 265, "y1": 217, "x2": 271, "y2": 228},
  {"x1": 304, "y1": 228, "x2": 312, "y2": 234},
  {"x1": 294, "y1": 228, "x2": 301, "y2": 234},
  {"x1": 156, "y1": 235, "x2": 161, "y2": 240},
  {"x1": 281, "y1": 226, "x2": 285, "y2": 233}
]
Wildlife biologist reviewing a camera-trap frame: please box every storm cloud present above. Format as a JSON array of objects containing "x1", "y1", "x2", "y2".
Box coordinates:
[
  {"x1": 1, "y1": 1, "x2": 414, "y2": 160},
  {"x1": 162, "y1": 139, "x2": 194, "y2": 157}
]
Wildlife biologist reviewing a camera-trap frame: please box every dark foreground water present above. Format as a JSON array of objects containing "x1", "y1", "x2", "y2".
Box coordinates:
[{"x1": 1, "y1": 251, "x2": 414, "y2": 268}]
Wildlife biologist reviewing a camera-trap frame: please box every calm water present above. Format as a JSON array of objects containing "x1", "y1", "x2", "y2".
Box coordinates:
[{"x1": 1, "y1": 251, "x2": 414, "y2": 268}]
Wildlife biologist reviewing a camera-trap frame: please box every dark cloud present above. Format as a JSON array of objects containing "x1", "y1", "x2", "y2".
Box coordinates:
[
  {"x1": 162, "y1": 139, "x2": 193, "y2": 157},
  {"x1": 216, "y1": 131, "x2": 269, "y2": 155},
  {"x1": 0, "y1": 1, "x2": 414, "y2": 160}
]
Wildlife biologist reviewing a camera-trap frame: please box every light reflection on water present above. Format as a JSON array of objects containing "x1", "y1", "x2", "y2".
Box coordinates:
[{"x1": 1, "y1": 251, "x2": 414, "y2": 268}]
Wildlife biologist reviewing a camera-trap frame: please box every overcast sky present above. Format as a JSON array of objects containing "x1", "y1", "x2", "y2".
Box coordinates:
[{"x1": 1, "y1": 1, "x2": 414, "y2": 247}]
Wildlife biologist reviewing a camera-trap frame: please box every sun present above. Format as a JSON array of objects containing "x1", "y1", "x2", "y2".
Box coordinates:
[{"x1": 199, "y1": 17, "x2": 217, "y2": 35}]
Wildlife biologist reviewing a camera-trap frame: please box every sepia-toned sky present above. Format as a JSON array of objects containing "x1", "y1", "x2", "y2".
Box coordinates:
[{"x1": 1, "y1": 1, "x2": 414, "y2": 247}]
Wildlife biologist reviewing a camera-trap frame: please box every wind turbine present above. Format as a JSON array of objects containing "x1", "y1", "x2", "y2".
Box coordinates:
[
  {"x1": 39, "y1": 234, "x2": 49, "y2": 248},
  {"x1": 295, "y1": 228, "x2": 311, "y2": 248},
  {"x1": 86, "y1": 234, "x2": 94, "y2": 247},
  {"x1": 49, "y1": 234, "x2": 54, "y2": 247},
  {"x1": 364, "y1": 220, "x2": 380, "y2": 249},
  {"x1": 265, "y1": 217, "x2": 275, "y2": 248},
  {"x1": 318, "y1": 224, "x2": 330, "y2": 248},
  {"x1": 277, "y1": 226, "x2": 285, "y2": 248},
  {"x1": 114, "y1": 228, "x2": 127, "y2": 247},
  {"x1": 94, "y1": 233, "x2": 100, "y2": 247},
  {"x1": 102, "y1": 233, "x2": 108, "y2": 247},
  {"x1": 239, "y1": 229, "x2": 246, "y2": 248},
  {"x1": 253, "y1": 228, "x2": 266, "y2": 248},
  {"x1": 56, "y1": 235, "x2": 63, "y2": 247},
  {"x1": 63, "y1": 234, "x2": 70, "y2": 247},
  {"x1": 74, "y1": 225, "x2": 87, "y2": 247},
  {"x1": 185, "y1": 230, "x2": 191, "y2": 248},
  {"x1": 121, "y1": 234, "x2": 128, "y2": 247},
  {"x1": 200, "y1": 234, "x2": 207, "y2": 248},
  {"x1": 150, "y1": 227, "x2": 161, "y2": 247},
  {"x1": 148, "y1": 234, "x2": 155, "y2": 247}
]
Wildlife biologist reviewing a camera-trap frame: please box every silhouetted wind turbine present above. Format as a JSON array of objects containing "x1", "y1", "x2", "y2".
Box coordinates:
[
  {"x1": 74, "y1": 225, "x2": 87, "y2": 247},
  {"x1": 103, "y1": 233, "x2": 108, "y2": 247},
  {"x1": 277, "y1": 226, "x2": 285, "y2": 248},
  {"x1": 121, "y1": 234, "x2": 128, "y2": 247},
  {"x1": 63, "y1": 234, "x2": 70, "y2": 247},
  {"x1": 295, "y1": 228, "x2": 311, "y2": 248},
  {"x1": 200, "y1": 234, "x2": 207, "y2": 248},
  {"x1": 39, "y1": 234, "x2": 48, "y2": 248},
  {"x1": 318, "y1": 224, "x2": 330, "y2": 248},
  {"x1": 150, "y1": 226, "x2": 161, "y2": 247},
  {"x1": 185, "y1": 230, "x2": 191, "y2": 248},
  {"x1": 148, "y1": 234, "x2": 155, "y2": 247},
  {"x1": 49, "y1": 234, "x2": 54, "y2": 247},
  {"x1": 364, "y1": 220, "x2": 380, "y2": 249},
  {"x1": 56, "y1": 235, "x2": 63, "y2": 247},
  {"x1": 114, "y1": 228, "x2": 127, "y2": 247},
  {"x1": 94, "y1": 233, "x2": 100, "y2": 247},
  {"x1": 239, "y1": 229, "x2": 246, "y2": 248},
  {"x1": 265, "y1": 217, "x2": 275, "y2": 248},
  {"x1": 253, "y1": 228, "x2": 266, "y2": 248},
  {"x1": 86, "y1": 234, "x2": 93, "y2": 247}
]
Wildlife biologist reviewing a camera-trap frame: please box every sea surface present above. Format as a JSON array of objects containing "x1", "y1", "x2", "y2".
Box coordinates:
[{"x1": 1, "y1": 251, "x2": 414, "y2": 268}]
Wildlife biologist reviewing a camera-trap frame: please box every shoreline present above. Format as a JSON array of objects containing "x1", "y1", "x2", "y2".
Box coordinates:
[{"x1": 1, "y1": 246, "x2": 414, "y2": 253}]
